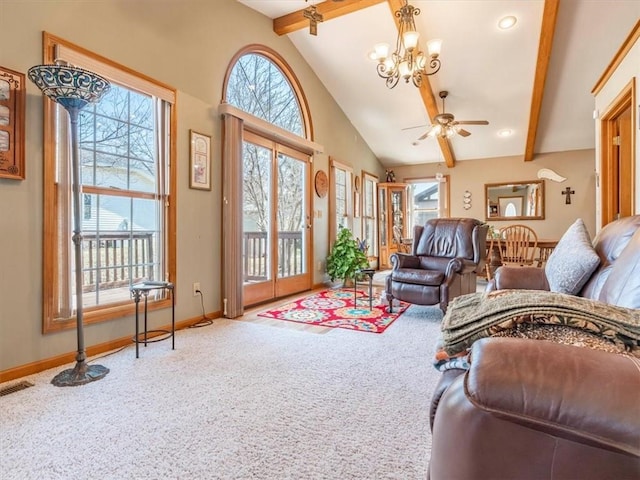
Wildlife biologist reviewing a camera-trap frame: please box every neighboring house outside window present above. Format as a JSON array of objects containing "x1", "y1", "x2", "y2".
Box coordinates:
[
  {"x1": 406, "y1": 176, "x2": 450, "y2": 232},
  {"x1": 41, "y1": 33, "x2": 176, "y2": 332}
]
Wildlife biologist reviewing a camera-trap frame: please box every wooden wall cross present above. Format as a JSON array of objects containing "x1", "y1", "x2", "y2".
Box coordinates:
[{"x1": 562, "y1": 186, "x2": 575, "y2": 204}]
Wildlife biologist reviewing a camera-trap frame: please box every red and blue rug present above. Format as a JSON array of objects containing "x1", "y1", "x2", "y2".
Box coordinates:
[{"x1": 257, "y1": 288, "x2": 409, "y2": 334}]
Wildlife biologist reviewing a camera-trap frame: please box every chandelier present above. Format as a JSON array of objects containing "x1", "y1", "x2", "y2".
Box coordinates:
[{"x1": 371, "y1": 0, "x2": 442, "y2": 88}]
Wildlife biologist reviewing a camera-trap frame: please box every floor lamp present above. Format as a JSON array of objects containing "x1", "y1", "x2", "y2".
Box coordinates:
[{"x1": 28, "y1": 65, "x2": 111, "y2": 387}]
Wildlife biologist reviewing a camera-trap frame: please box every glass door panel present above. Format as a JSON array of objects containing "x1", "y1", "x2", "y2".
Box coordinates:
[
  {"x1": 277, "y1": 152, "x2": 306, "y2": 278},
  {"x1": 275, "y1": 148, "x2": 311, "y2": 297},
  {"x1": 242, "y1": 139, "x2": 273, "y2": 305},
  {"x1": 242, "y1": 132, "x2": 311, "y2": 306}
]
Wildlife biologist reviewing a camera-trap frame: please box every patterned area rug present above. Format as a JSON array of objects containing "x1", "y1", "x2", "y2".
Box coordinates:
[{"x1": 258, "y1": 288, "x2": 409, "y2": 333}]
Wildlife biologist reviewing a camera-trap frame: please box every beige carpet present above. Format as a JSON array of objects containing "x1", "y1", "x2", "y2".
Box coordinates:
[{"x1": 0, "y1": 303, "x2": 444, "y2": 479}]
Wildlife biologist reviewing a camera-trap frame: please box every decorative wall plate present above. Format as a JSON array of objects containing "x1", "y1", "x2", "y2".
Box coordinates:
[
  {"x1": 314, "y1": 169, "x2": 328, "y2": 198},
  {"x1": 354, "y1": 175, "x2": 360, "y2": 193}
]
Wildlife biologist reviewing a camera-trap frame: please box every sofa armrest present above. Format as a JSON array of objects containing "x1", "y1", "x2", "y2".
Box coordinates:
[
  {"x1": 493, "y1": 266, "x2": 550, "y2": 290},
  {"x1": 430, "y1": 368, "x2": 466, "y2": 431},
  {"x1": 466, "y1": 337, "x2": 640, "y2": 457}
]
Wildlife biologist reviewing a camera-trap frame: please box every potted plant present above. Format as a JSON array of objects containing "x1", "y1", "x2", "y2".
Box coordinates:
[{"x1": 326, "y1": 226, "x2": 370, "y2": 286}]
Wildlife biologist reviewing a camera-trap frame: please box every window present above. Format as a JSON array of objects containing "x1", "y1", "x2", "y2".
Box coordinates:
[
  {"x1": 42, "y1": 33, "x2": 176, "y2": 332},
  {"x1": 407, "y1": 176, "x2": 449, "y2": 231},
  {"x1": 226, "y1": 52, "x2": 304, "y2": 136},
  {"x1": 221, "y1": 45, "x2": 314, "y2": 309},
  {"x1": 362, "y1": 171, "x2": 378, "y2": 257},
  {"x1": 329, "y1": 158, "x2": 352, "y2": 241}
]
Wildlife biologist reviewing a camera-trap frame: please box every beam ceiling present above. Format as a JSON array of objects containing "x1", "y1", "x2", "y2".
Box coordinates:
[
  {"x1": 524, "y1": 0, "x2": 560, "y2": 161},
  {"x1": 274, "y1": 0, "x2": 386, "y2": 36},
  {"x1": 273, "y1": 0, "x2": 559, "y2": 168}
]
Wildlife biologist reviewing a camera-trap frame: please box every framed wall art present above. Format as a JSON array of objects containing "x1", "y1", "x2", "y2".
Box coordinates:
[
  {"x1": 189, "y1": 130, "x2": 211, "y2": 190},
  {"x1": 0, "y1": 66, "x2": 25, "y2": 180}
]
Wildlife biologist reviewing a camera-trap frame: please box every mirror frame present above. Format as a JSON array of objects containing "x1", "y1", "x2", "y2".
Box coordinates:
[{"x1": 485, "y1": 180, "x2": 545, "y2": 221}]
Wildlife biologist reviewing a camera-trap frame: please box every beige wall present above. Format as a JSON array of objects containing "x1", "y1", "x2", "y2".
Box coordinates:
[
  {"x1": 392, "y1": 150, "x2": 597, "y2": 239},
  {"x1": 0, "y1": 0, "x2": 383, "y2": 372}
]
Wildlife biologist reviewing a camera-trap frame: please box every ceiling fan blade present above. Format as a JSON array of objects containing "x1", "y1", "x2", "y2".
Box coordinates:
[
  {"x1": 401, "y1": 124, "x2": 428, "y2": 131},
  {"x1": 455, "y1": 120, "x2": 489, "y2": 125},
  {"x1": 417, "y1": 126, "x2": 437, "y2": 141},
  {"x1": 417, "y1": 130, "x2": 431, "y2": 141},
  {"x1": 457, "y1": 129, "x2": 472, "y2": 137}
]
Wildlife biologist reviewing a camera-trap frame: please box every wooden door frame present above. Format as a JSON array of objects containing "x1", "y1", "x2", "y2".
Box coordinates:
[{"x1": 599, "y1": 78, "x2": 636, "y2": 225}]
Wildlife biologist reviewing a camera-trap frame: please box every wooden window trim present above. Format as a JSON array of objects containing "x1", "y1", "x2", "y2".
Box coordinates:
[{"x1": 41, "y1": 32, "x2": 177, "y2": 333}]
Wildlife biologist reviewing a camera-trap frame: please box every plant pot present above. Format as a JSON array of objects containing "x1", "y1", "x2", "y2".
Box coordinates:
[{"x1": 342, "y1": 277, "x2": 354, "y2": 288}]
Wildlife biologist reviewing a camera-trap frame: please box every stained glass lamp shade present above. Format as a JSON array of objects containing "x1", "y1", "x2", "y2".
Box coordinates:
[{"x1": 28, "y1": 65, "x2": 111, "y2": 387}]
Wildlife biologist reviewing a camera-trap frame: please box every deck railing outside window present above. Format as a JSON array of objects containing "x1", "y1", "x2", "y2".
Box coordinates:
[
  {"x1": 243, "y1": 231, "x2": 303, "y2": 282},
  {"x1": 82, "y1": 232, "x2": 155, "y2": 293}
]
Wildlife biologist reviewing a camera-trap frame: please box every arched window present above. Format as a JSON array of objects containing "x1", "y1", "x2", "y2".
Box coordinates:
[
  {"x1": 221, "y1": 46, "x2": 317, "y2": 314},
  {"x1": 225, "y1": 51, "x2": 305, "y2": 136}
]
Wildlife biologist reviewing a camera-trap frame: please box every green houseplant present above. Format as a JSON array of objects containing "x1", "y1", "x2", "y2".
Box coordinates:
[{"x1": 326, "y1": 226, "x2": 369, "y2": 284}]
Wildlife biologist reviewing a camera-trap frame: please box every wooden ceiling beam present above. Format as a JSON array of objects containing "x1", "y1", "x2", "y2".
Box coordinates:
[
  {"x1": 387, "y1": 0, "x2": 455, "y2": 167},
  {"x1": 273, "y1": 0, "x2": 386, "y2": 36},
  {"x1": 524, "y1": 0, "x2": 560, "y2": 161}
]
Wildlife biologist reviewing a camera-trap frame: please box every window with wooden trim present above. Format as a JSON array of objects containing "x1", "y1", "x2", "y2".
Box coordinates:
[
  {"x1": 41, "y1": 33, "x2": 176, "y2": 332},
  {"x1": 406, "y1": 176, "x2": 450, "y2": 232},
  {"x1": 362, "y1": 171, "x2": 378, "y2": 257},
  {"x1": 329, "y1": 158, "x2": 353, "y2": 241}
]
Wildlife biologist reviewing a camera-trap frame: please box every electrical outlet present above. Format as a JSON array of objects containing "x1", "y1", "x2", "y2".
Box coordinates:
[{"x1": 192, "y1": 282, "x2": 200, "y2": 296}]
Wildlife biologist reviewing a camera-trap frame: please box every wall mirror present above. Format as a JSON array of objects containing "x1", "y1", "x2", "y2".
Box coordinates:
[{"x1": 485, "y1": 180, "x2": 545, "y2": 221}]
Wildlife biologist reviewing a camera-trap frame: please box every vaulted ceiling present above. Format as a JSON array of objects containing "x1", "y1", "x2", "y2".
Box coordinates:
[{"x1": 237, "y1": 0, "x2": 639, "y2": 168}]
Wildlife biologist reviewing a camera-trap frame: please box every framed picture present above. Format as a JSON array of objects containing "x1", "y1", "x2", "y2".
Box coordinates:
[
  {"x1": 0, "y1": 66, "x2": 25, "y2": 180},
  {"x1": 189, "y1": 130, "x2": 211, "y2": 190}
]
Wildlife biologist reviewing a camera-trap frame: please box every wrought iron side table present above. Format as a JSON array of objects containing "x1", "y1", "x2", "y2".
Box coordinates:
[
  {"x1": 130, "y1": 281, "x2": 175, "y2": 358},
  {"x1": 354, "y1": 268, "x2": 376, "y2": 311}
]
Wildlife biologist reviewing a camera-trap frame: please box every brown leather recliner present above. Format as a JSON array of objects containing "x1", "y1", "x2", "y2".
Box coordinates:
[{"x1": 386, "y1": 218, "x2": 488, "y2": 313}]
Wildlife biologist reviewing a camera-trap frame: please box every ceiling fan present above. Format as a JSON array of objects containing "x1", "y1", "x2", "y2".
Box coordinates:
[{"x1": 405, "y1": 91, "x2": 489, "y2": 140}]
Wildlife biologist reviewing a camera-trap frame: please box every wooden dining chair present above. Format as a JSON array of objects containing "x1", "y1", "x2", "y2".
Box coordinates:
[
  {"x1": 393, "y1": 224, "x2": 411, "y2": 253},
  {"x1": 496, "y1": 224, "x2": 538, "y2": 268}
]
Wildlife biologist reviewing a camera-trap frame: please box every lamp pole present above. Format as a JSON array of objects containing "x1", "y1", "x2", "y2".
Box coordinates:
[{"x1": 28, "y1": 65, "x2": 111, "y2": 386}]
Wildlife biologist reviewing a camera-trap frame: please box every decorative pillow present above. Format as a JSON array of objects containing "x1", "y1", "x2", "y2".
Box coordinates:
[{"x1": 545, "y1": 219, "x2": 600, "y2": 294}]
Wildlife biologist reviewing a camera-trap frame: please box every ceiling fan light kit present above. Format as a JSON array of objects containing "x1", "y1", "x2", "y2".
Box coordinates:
[
  {"x1": 371, "y1": 0, "x2": 442, "y2": 88},
  {"x1": 416, "y1": 91, "x2": 489, "y2": 140}
]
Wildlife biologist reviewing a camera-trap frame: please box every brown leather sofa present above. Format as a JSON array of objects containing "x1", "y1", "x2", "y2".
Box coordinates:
[
  {"x1": 428, "y1": 215, "x2": 640, "y2": 479},
  {"x1": 385, "y1": 218, "x2": 488, "y2": 313},
  {"x1": 489, "y1": 215, "x2": 640, "y2": 308},
  {"x1": 429, "y1": 337, "x2": 640, "y2": 480}
]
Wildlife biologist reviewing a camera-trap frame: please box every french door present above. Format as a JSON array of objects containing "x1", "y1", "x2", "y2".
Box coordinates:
[{"x1": 242, "y1": 131, "x2": 312, "y2": 306}]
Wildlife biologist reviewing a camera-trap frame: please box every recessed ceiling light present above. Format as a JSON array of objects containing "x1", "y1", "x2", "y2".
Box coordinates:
[
  {"x1": 498, "y1": 129, "x2": 513, "y2": 137},
  {"x1": 498, "y1": 16, "x2": 517, "y2": 30}
]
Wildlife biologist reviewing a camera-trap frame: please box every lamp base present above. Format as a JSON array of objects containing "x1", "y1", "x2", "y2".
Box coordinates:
[{"x1": 51, "y1": 361, "x2": 109, "y2": 387}]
